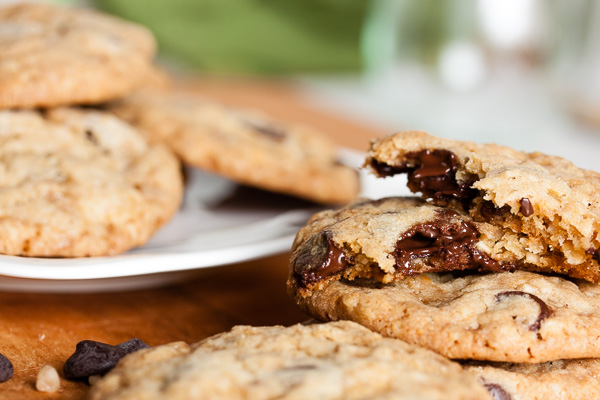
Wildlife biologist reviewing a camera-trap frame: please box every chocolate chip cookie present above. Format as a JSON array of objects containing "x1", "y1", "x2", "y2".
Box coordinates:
[
  {"x1": 464, "y1": 358, "x2": 600, "y2": 400},
  {"x1": 290, "y1": 270, "x2": 600, "y2": 363},
  {"x1": 289, "y1": 196, "x2": 578, "y2": 297},
  {"x1": 109, "y1": 89, "x2": 359, "y2": 204},
  {"x1": 0, "y1": 108, "x2": 182, "y2": 257},
  {"x1": 89, "y1": 321, "x2": 492, "y2": 400},
  {"x1": 0, "y1": 3, "x2": 156, "y2": 108},
  {"x1": 365, "y1": 131, "x2": 600, "y2": 283}
]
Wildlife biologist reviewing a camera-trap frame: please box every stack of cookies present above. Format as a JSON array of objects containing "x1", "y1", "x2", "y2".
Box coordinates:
[
  {"x1": 288, "y1": 131, "x2": 600, "y2": 399},
  {"x1": 0, "y1": 2, "x2": 359, "y2": 258}
]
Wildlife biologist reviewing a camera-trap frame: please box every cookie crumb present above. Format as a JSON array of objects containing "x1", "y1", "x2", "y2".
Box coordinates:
[
  {"x1": 38, "y1": 334, "x2": 45, "y2": 341},
  {"x1": 36, "y1": 365, "x2": 60, "y2": 393},
  {"x1": 88, "y1": 374, "x2": 101, "y2": 386}
]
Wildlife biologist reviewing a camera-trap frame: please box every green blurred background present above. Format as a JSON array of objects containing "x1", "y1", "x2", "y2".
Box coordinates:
[{"x1": 95, "y1": 0, "x2": 371, "y2": 75}]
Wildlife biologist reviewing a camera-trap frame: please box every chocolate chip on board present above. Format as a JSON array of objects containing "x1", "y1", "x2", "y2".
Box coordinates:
[
  {"x1": 0, "y1": 352, "x2": 13, "y2": 383},
  {"x1": 64, "y1": 338, "x2": 150, "y2": 380},
  {"x1": 116, "y1": 338, "x2": 150, "y2": 354}
]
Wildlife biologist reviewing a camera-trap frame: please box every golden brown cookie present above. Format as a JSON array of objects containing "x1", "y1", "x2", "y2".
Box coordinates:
[
  {"x1": 89, "y1": 321, "x2": 491, "y2": 400},
  {"x1": 0, "y1": 3, "x2": 156, "y2": 108},
  {"x1": 290, "y1": 271, "x2": 600, "y2": 363},
  {"x1": 0, "y1": 108, "x2": 182, "y2": 257},
  {"x1": 109, "y1": 89, "x2": 359, "y2": 204}
]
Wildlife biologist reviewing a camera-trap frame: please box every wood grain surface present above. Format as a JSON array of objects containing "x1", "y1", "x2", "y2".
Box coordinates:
[{"x1": 0, "y1": 77, "x2": 382, "y2": 399}]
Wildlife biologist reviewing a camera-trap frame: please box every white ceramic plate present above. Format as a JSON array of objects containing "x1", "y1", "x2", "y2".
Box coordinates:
[{"x1": 0, "y1": 149, "x2": 408, "y2": 292}]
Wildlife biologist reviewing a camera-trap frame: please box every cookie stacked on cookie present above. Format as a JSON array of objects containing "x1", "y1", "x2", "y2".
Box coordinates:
[
  {"x1": 0, "y1": 3, "x2": 183, "y2": 257},
  {"x1": 288, "y1": 131, "x2": 600, "y2": 399},
  {"x1": 0, "y1": 2, "x2": 359, "y2": 258}
]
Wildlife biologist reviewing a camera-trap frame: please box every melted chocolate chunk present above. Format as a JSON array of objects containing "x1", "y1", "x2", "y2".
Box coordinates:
[
  {"x1": 586, "y1": 247, "x2": 600, "y2": 262},
  {"x1": 520, "y1": 198, "x2": 534, "y2": 217},
  {"x1": 64, "y1": 338, "x2": 150, "y2": 380},
  {"x1": 484, "y1": 383, "x2": 512, "y2": 400},
  {"x1": 369, "y1": 150, "x2": 476, "y2": 205},
  {"x1": 480, "y1": 200, "x2": 510, "y2": 221},
  {"x1": 0, "y1": 352, "x2": 13, "y2": 383},
  {"x1": 405, "y1": 150, "x2": 477, "y2": 203},
  {"x1": 369, "y1": 159, "x2": 409, "y2": 177},
  {"x1": 496, "y1": 291, "x2": 552, "y2": 332},
  {"x1": 393, "y1": 210, "x2": 510, "y2": 274},
  {"x1": 245, "y1": 120, "x2": 286, "y2": 142},
  {"x1": 294, "y1": 231, "x2": 353, "y2": 287}
]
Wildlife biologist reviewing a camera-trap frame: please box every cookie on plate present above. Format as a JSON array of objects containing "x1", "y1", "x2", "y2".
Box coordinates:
[
  {"x1": 365, "y1": 131, "x2": 600, "y2": 283},
  {"x1": 0, "y1": 3, "x2": 156, "y2": 109},
  {"x1": 464, "y1": 358, "x2": 600, "y2": 400},
  {"x1": 109, "y1": 89, "x2": 359, "y2": 204},
  {"x1": 0, "y1": 108, "x2": 182, "y2": 257},
  {"x1": 89, "y1": 321, "x2": 492, "y2": 400},
  {"x1": 290, "y1": 270, "x2": 600, "y2": 363}
]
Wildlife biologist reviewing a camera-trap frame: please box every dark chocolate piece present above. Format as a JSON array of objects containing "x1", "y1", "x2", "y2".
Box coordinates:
[
  {"x1": 369, "y1": 150, "x2": 476, "y2": 205},
  {"x1": 85, "y1": 129, "x2": 99, "y2": 145},
  {"x1": 64, "y1": 338, "x2": 150, "y2": 380},
  {"x1": 245, "y1": 120, "x2": 286, "y2": 142},
  {"x1": 480, "y1": 200, "x2": 510, "y2": 221},
  {"x1": 293, "y1": 231, "x2": 353, "y2": 287},
  {"x1": 520, "y1": 198, "x2": 534, "y2": 217},
  {"x1": 496, "y1": 291, "x2": 553, "y2": 332},
  {"x1": 369, "y1": 159, "x2": 409, "y2": 177},
  {"x1": 0, "y1": 352, "x2": 13, "y2": 383},
  {"x1": 484, "y1": 383, "x2": 512, "y2": 400},
  {"x1": 586, "y1": 247, "x2": 600, "y2": 262},
  {"x1": 393, "y1": 210, "x2": 510, "y2": 274},
  {"x1": 116, "y1": 338, "x2": 150, "y2": 354}
]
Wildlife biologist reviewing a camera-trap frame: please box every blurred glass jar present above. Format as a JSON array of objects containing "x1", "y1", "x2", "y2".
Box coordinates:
[
  {"x1": 362, "y1": 0, "x2": 549, "y2": 91},
  {"x1": 547, "y1": 1, "x2": 600, "y2": 126}
]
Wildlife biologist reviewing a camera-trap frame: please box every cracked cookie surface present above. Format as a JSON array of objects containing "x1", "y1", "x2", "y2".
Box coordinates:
[
  {"x1": 290, "y1": 270, "x2": 600, "y2": 363},
  {"x1": 0, "y1": 3, "x2": 156, "y2": 108},
  {"x1": 0, "y1": 108, "x2": 182, "y2": 257},
  {"x1": 109, "y1": 89, "x2": 359, "y2": 204},
  {"x1": 365, "y1": 131, "x2": 600, "y2": 284},
  {"x1": 89, "y1": 321, "x2": 491, "y2": 400}
]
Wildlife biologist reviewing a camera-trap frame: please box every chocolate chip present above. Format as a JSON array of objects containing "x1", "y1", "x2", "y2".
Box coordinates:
[
  {"x1": 116, "y1": 338, "x2": 150, "y2": 354},
  {"x1": 480, "y1": 200, "x2": 510, "y2": 221},
  {"x1": 484, "y1": 383, "x2": 512, "y2": 400},
  {"x1": 283, "y1": 364, "x2": 318, "y2": 371},
  {"x1": 519, "y1": 198, "x2": 534, "y2": 217},
  {"x1": 64, "y1": 338, "x2": 149, "y2": 380},
  {"x1": 369, "y1": 150, "x2": 477, "y2": 206},
  {"x1": 245, "y1": 121, "x2": 286, "y2": 142},
  {"x1": 85, "y1": 129, "x2": 99, "y2": 145},
  {"x1": 586, "y1": 247, "x2": 600, "y2": 262},
  {"x1": 369, "y1": 159, "x2": 409, "y2": 177},
  {"x1": 0, "y1": 352, "x2": 13, "y2": 383},
  {"x1": 293, "y1": 231, "x2": 353, "y2": 287},
  {"x1": 393, "y1": 210, "x2": 510, "y2": 274},
  {"x1": 496, "y1": 291, "x2": 552, "y2": 332}
]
